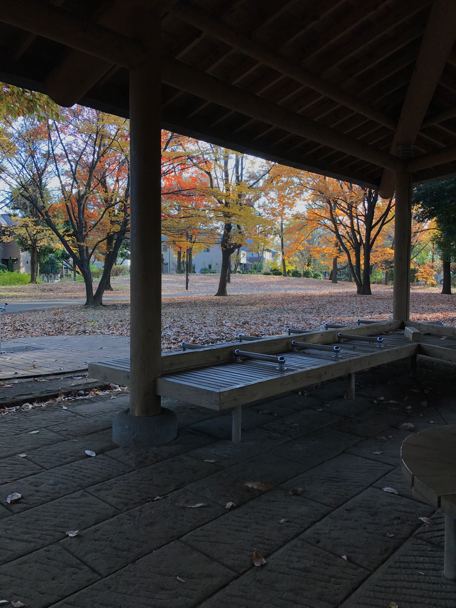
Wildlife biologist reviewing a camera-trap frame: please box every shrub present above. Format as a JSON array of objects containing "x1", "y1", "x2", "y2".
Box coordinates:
[
  {"x1": 0, "y1": 271, "x2": 31, "y2": 285},
  {"x1": 111, "y1": 265, "x2": 129, "y2": 277},
  {"x1": 291, "y1": 269, "x2": 302, "y2": 277},
  {"x1": 0, "y1": 263, "x2": 7, "y2": 272},
  {"x1": 262, "y1": 271, "x2": 271, "y2": 275},
  {"x1": 302, "y1": 269, "x2": 314, "y2": 278},
  {"x1": 271, "y1": 268, "x2": 282, "y2": 275},
  {"x1": 313, "y1": 272, "x2": 323, "y2": 279},
  {"x1": 91, "y1": 267, "x2": 103, "y2": 278},
  {"x1": 200, "y1": 267, "x2": 210, "y2": 274}
]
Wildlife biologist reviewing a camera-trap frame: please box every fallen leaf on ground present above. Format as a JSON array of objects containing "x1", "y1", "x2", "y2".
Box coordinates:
[
  {"x1": 341, "y1": 555, "x2": 348, "y2": 561},
  {"x1": 11, "y1": 602, "x2": 26, "y2": 608},
  {"x1": 153, "y1": 496, "x2": 164, "y2": 501},
  {"x1": 0, "y1": 600, "x2": 9, "y2": 604},
  {"x1": 386, "y1": 532, "x2": 396, "y2": 537},
  {"x1": 372, "y1": 451, "x2": 383, "y2": 455},
  {"x1": 17, "y1": 454, "x2": 27, "y2": 458},
  {"x1": 244, "y1": 481, "x2": 274, "y2": 491},
  {"x1": 259, "y1": 409, "x2": 270, "y2": 414},
  {"x1": 399, "y1": 423, "x2": 415, "y2": 430},
  {"x1": 6, "y1": 492, "x2": 22, "y2": 504},
  {"x1": 204, "y1": 459, "x2": 216, "y2": 463},
  {"x1": 389, "y1": 603, "x2": 399, "y2": 608},
  {"x1": 420, "y1": 401, "x2": 428, "y2": 407},
  {"x1": 176, "y1": 576, "x2": 186, "y2": 583},
  {"x1": 28, "y1": 430, "x2": 39, "y2": 434},
  {"x1": 179, "y1": 502, "x2": 210, "y2": 508},
  {"x1": 383, "y1": 487, "x2": 399, "y2": 495},
  {"x1": 288, "y1": 487, "x2": 304, "y2": 495},
  {"x1": 252, "y1": 550, "x2": 267, "y2": 567},
  {"x1": 66, "y1": 530, "x2": 80, "y2": 537},
  {"x1": 84, "y1": 450, "x2": 96, "y2": 457},
  {"x1": 419, "y1": 517, "x2": 433, "y2": 526},
  {"x1": 279, "y1": 518, "x2": 288, "y2": 524},
  {"x1": 225, "y1": 502, "x2": 236, "y2": 510}
]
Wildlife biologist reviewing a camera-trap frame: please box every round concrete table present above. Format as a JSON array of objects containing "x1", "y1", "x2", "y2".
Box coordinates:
[{"x1": 401, "y1": 425, "x2": 456, "y2": 580}]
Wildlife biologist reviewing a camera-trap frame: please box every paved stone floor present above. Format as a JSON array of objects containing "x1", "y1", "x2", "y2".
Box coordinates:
[
  {"x1": 0, "y1": 357, "x2": 455, "y2": 607},
  {"x1": 0, "y1": 336, "x2": 130, "y2": 380}
]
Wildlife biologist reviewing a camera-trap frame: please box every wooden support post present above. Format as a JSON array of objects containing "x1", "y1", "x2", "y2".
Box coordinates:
[
  {"x1": 348, "y1": 372, "x2": 356, "y2": 399},
  {"x1": 393, "y1": 170, "x2": 412, "y2": 322},
  {"x1": 129, "y1": 10, "x2": 162, "y2": 417},
  {"x1": 232, "y1": 405, "x2": 242, "y2": 443}
]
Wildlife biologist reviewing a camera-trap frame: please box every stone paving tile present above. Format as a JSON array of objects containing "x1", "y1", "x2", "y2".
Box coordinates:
[
  {"x1": 104, "y1": 429, "x2": 216, "y2": 468},
  {"x1": 434, "y1": 397, "x2": 456, "y2": 424},
  {"x1": 183, "y1": 488, "x2": 331, "y2": 574},
  {"x1": 330, "y1": 405, "x2": 407, "y2": 437},
  {"x1": 307, "y1": 380, "x2": 349, "y2": 402},
  {"x1": 280, "y1": 453, "x2": 393, "y2": 508},
  {"x1": 50, "y1": 541, "x2": 236, "y2": 608},
  {"x1": 0, "y1": 452, "x2": 44, "y2": 484},
  {"x1": 0, "y1": 408, "x2": 82, "y2": 436},
  {"x1": 189, "y1": 408, "x2": 275, "y2": 439},
  {"x1": 400, "y1": 408, "x2": 449, "y2": 433},
  {"x1": 345, "y1": 428, "x2": 413, "y2": 467},
  {"x1": 0, "y1": 490, "x2": 118, "y2": 565},
  {"x1": 0, "y1": 454, "x2": 132, "y2": 513},
  {"x1": 163, "y1": 397, "x2": 221, "y2": 428},
  {"x1": 413, "y1": 510, "x2": 445, "y2": 548},
  {"x1": 24, "y1": 429, "x2": 116, "y2": 469},
  {"x1": 61, "y1": 488, "x2": 226, "y2": 576},
  {"x1": 301, "y1": 487, "x2": 435, "y2": 572},
  {"x1": 323, "y1": 396, "x2": 373, "y2": 417},
  {"x1": 185, "y1": 427, "x2": 289, "y2": 469},
  {"x1": 262, "y1": 408, "x2": 340, "y2": 439},
  {"x1": 47, "y1": 416, "x2": 116, "y2": 438},
  {"x1": 65, "y1": 394, "x2": 130, "y2": 418},
  {"x1": 340, "y1": 538, "x2": 454, "y2": 608},
  {"x1": 269, "y1": 427, "x2": 361, "y2": 467},
  {"x1": 0, "y1": 504, "x2": 11, "y2": 519},
  {"x1": 0, "y1": 428, "x2": 64, "y2": 459},
  {"x1": 185, "y1": 452, "x2": 309, "y2": 507},
  {"x1": 248, "y1": 393, "x2": 315, "y2": 416},
  {"x1": 87, "y1": 454, "x2": 218, "y2": 511},
  {"x1": 199, "y1": 537, "x2": 369, "y2": 608},
  {"x1": 0, "y1": 544, "x2": 100, "y2": 608},
  {"x1": 372, "y1": 466, "x2": 419, "y2": 501}
]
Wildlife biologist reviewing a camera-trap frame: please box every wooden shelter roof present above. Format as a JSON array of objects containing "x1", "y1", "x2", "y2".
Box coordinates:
[{"x1": 1, "y1": 0, "x2": 456, "y2": 190}]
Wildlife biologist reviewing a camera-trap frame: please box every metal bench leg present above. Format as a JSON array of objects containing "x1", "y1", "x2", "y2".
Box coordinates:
[
  {"x1": 444, "y1": 514, "x2": 456, "y2": 580},
  {"x1": 232, "y1": 405, "x2": 242, "y2": 443},
  {"x1": 348, "y1": 372, "x2": 356, "y2": 399}
]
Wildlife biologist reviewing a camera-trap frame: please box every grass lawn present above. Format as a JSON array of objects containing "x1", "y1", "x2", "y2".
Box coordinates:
[{"x1": 2, "y1": 276, "x2": 454, "y2": 348}]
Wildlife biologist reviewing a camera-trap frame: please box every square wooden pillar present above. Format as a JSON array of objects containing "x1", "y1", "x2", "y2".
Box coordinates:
[{"x1": 393, "y1": 170, "x2": 412, "y2": 321}]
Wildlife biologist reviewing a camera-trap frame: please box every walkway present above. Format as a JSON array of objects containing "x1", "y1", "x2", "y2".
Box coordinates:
[
  {"x1": 0, "y1": 335, "x2": 130, "y2": 380},
  {"x1": 0, "y1": 358, "x2": 454, "y2": 607}
]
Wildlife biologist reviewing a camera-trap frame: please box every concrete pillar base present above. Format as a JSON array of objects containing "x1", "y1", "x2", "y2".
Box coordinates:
[{"x1": 112, "y1": 408, "x2": 177, "y2": 447}]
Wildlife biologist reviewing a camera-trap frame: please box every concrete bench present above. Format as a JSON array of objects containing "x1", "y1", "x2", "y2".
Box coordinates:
[{"x1": 401, "y1": 425, "x2": 456, "y2": 580}]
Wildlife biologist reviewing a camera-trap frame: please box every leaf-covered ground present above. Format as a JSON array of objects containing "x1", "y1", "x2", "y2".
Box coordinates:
[{"x1": 2, "y1": 283, "x2": 454, "y2": 350}]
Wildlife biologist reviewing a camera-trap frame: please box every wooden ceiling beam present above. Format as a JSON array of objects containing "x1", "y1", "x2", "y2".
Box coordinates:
[
  {"x1": 0, "y1": 0, "x2": 144, "y2": 68},
  {"x1": 160, "y1": 55, "x2": 403, "y2": 171},
  {"x1": 408, "y1": 144, "x2": 456, "y2": 172},
  {"x1": 171, "y1": 1, "x2": 396, "y2": 130},
  {"x1": 379, "y1": 0, "x2": 456, "y2": 197}
]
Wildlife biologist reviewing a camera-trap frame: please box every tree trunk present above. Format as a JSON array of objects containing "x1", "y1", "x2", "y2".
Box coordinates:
[
  {"x1": 188, "y1": 247, "x2": 193, "y2": 274},
  {"x1": 177, "y1": 249, "x2": 182, "y2": 273},
  {"x1": 280, "y1": 223, "x2": 286, "y2": 276},
  {"x1": 384, "y1": 260, "x2": 390, "y2": 285},
  {"x1": 442, "y1": 258, "x2": 452, "y2": 294},
  {"x1": 358, "y1": 241, "x2": 372, "y2": 295},
  {"x1": 103, "y1": 233, "x2": 114, "y2": 291},
  {"x1": 93, "y1": 230, "x2": 126, "y2": 305},
  {"x1": 216, "y1": 248, "x2": 231, "y2": 296},
  {"x1": 331, "y1": 256, "x2": 338, "y2": 283},
  {"x1": 227, "y1": 261, "x2": 231, "y2": 283},
  {"x1": 29, "y1": 245, "x2": 38, "y2": 284}
]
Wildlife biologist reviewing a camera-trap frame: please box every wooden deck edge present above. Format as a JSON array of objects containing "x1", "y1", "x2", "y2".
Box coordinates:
[
  {"x1": 406, "y1": 320, "x2": 456, "y2": 338},
  {"x1": 418, "y1": 343, "x2": 456, "y2": 364},
  {"x1": 88, "y1": 361, "x2": 130, "y2": 385}
]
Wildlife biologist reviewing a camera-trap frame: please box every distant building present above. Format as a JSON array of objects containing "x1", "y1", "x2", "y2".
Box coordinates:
[{"x1": 0, "y1": 214, "x2": 30, "y2": 273}]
